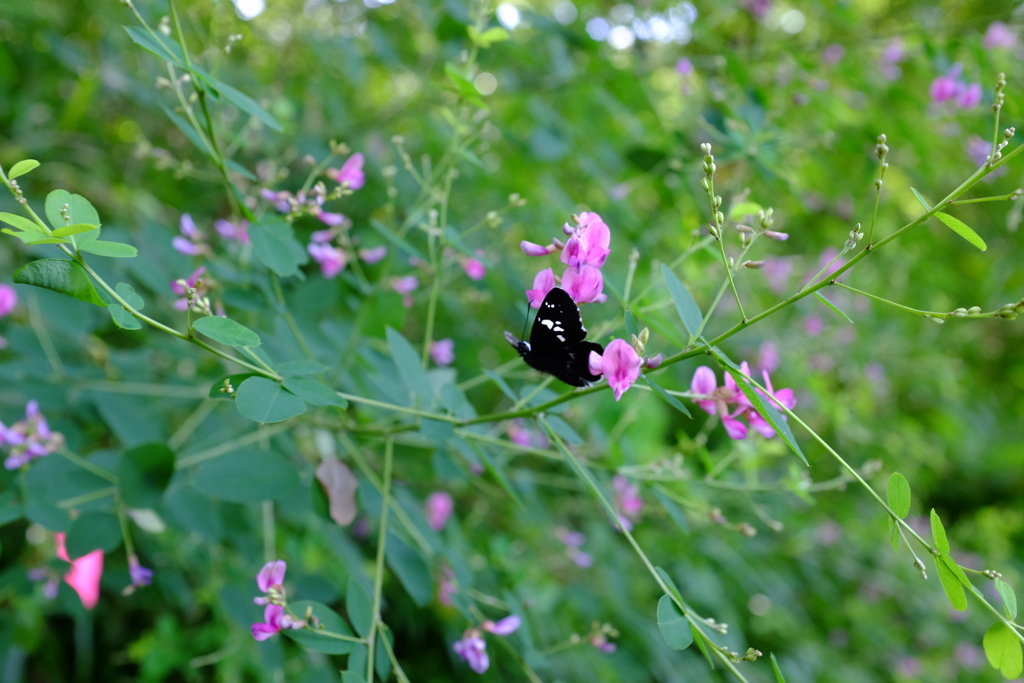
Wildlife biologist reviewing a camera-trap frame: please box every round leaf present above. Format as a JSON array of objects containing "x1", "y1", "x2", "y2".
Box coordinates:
[
  {"x1": 657, "y1": 594, "x2": 693, "y2": 650},
  {"x1": 984, "y1": 622, "x2": 1024, "y2": 679},
  {"x1": 66, "y1": 512, "x2": 122, "y2": 557},
  {"x1": 236, "y1": 377, "x2": 307, "y2": 423},
  {"x1": 45, "y1": 190, "x2": 100, "y2": 230},
  {"x1": 191, "y1": 449, "x2": 299, "y2": 502},
  {"x1": 192, "y1": 316, "x2": 261, "y2": 348},
  {"x1": 283, "y1": 600, "x2": 357, "y2": 654},
  {"x1": 77, "y1": 240, "x2": 137, "y2": 258},
  {"x1": 9, "y1": 159, "x2": 40, "y2": 179},
  {"x1": 283, "y1": 377, "x2": 348, "y2": 407}
]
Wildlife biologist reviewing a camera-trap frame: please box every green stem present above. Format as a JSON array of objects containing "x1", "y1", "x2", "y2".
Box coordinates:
[
  {"x1": 832, "y1": 282, "x2": 998, "y2": 320},
  {"x1": 57, "y1": 449, "x2": 118, "y2": 483},
  {"x1": 57, "y1": 487, "x2": 116, "y2": 509},
  {"x1": 366, "y1": 438, "x2": 394, "y2": 683},
  {"x1": 336, "y1": 392, "x2": 459, "y2": 423},
  {"x1": 377, "y1": 623, "x2": 412, "y2": 683},
  {"x1": 113, "y1": 493, "x2": 136, "y2": 558}
]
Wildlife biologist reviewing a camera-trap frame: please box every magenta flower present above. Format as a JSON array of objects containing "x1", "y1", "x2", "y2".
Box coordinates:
[
  {"x1": 983, "y1": 21, "x2": 1016, "y2": 50},
  {"x1": 128, "y1": 554, "x2": 153, "y2": 588},
  {"x1": 2, "y1": 400, "x2": 65, "y2": 470},
  {"x1": 327, "y1": 152, "x2": 366, "y2": 190},
  {"x1": 317, "y1": 211, "x2": 346, "y2": 227},
  {"x1": 463, "y1": 256, "x2": 486, "y2": 281},
  {"x1": 453, "y1": 634, "x2": 490, "y2": 674},
  {"x1": 612, "y1": 475, "x2": 643, "y2": 531},
  {"x1": 956, "y1": 82, "x2": 982, "y2": 109},
  {"x1": 743, "y1": 368, "x2": 797, "y2": 438},
  {"x1": 526, "y1": 268, "x2": 555, "y2": 309},
  {"x1": 173, "y1": 213, "x2": 207, "y2": 255},
  {"x1": 0, "y1": 284, "x2": 16, "y2": 317},
  {"x1": 520, "y1": 240, "x2": 557, "y2": 257},
  {"x1": 689, "y1": 366, "x2": 749, "y2": 440},
  {"x1": 430, "y1": 338, "x2": 455, "y2": 366},
  {"x1": 425, "y1": 491, "x2": 454, "y2": 531},
  {"x1": 359, "y1": 246, "x2": 388, "y2": 264},
  {"x1": 251, "y1": 604, "x2": 305, "y2": 641},
  {"x1": 561, "y1": 212, "x2": 610, "y2": 269},
  {"x1": 588, "y1": 339, "x2": 641, "y2": 401},
  {"x1": 308, "y1": 243, "x2": 347, "y2": 278},
  {"x1": 930, "y1": 64, "x2": 982, "y2": 109},
  {"x1": 562, "y1": 264, "x2": 605, "y2": 304},
  {"x1": 214, "y1": 218, "x2": 250, "y2": 244},
  {"x1": 482, "y1": 615, "x2": 521, "y2": 636},
  {"x1": 675, "y1": 57, "x2": 693, "y2": 76},
  {"x1": 254, "y1": 560, "x2": 287, "y2": 606},
  {"x1": 55, "y1": 532, "x2": 103, "y2": 610}
]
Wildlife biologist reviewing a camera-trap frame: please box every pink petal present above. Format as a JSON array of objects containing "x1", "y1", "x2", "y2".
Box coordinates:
[
  {"x1": 525, "y1": 268, "x2": 555, "y2": 309},
  {"x1": 55, "y1": 533, "x2": 104, "y2": 610},
  {"x1": 588, "y1": 350, "x2": 604, "y2": 377},
  {"x1": 425, "y1": 491, "x2": 454, "y2": 531},
  {"x1": 359, "y1": 246, "x2": 388, "y2": 264},
  {"x1": 486, "y1": 615, "x2": 521, "y2": 636},
  {"x1": 520, "y1": 240, "x2": 553, "y2": 257},
  {"x1": 172, "y1": 236, "x2": 203, "y2": 256},
  {"x1": 462, "y1": 258, "x2": 486, "y2": 281},
  {"x1": 690, "y1": 366, "x2": 717, "y2": 395},
  {"x1": 562, "y1": 264, "x2": 603, "y2": 304},
  {"x1": 722, "y1": 414, "x2": 748, "y2": 440},
  {"x1": 602, "y1": 339, "x2": 641, "y2": 402},
  {"x1": 179, "y1": 213, "x2": 200, "y2": 239},
  {"x1": 256, "y1": 560, "x2": 286, "y2": 592}
]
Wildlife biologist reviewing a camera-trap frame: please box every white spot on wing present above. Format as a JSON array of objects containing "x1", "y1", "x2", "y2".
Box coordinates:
[{"x1": 540, "y1": 319, "x2": 555, "y2": 329}]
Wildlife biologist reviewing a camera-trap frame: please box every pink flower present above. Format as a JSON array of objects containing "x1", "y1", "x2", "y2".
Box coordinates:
[
  {"x1": 526, "y1": 268, "x2": 555, "y2": 309},
  {"x1": 425, "y1": 491, "x2": 454, "y2": 531},
  {"x1": 214, "y1": 218, "x2": 250, "y2": 244},
  {"x1": 254, "y1": 559, "x2": 287, "y2": 606},
  {"x1": 956, "y1": 82, "x2": 982, "y2": 109},
  {"x1": 430, "y1": 338, "x2": 455, "y2": 366},
  {"x1": 757, "y1": 341, "x2": 780, "y2": 374},
  {"x1": 261, "y1": 188, "x2": 292, "y2": 213},
  {"x1": 930, "y1": 64, "x2": 963, "y2": 103},
  {"x1": 507, "y1": 420, "x2": 548, "y2": 449},
  {"x1": 481, "y1": 615, "x2": 521, "y2": 636},
  {"x1": 520, "y1": 240, "x2": 556, "y2": 257},
  {"x1": 556, "y1": 528, "x2": 593, "y2": 567},
  {"x1": 675, "y1": 57, "x2": 693, "y2": 76},
  {"x1": 561, "y1": 212, "x2": 610, "y2": 269},
  {"x1": 307, "y1": 243, "x2": 347, "y2": 278},
  {"x1": 612, "y1": 474, "x2": 643, "y2": 531},
  {"x1": 359, "y1": 246, "x2": 388, "y2": 264},
  {"x1": 170, "y1": 266, "x2": 207, "y2": 311},
  {"x1": 879, "y1": 37, "x2": 906, "y2": 81},
  {"x1": 822, "y1": 43, "x2": 845, "y2": 65},
  {"x1": 588, "y1": 339, "x2": 641, "y2": 401},
  {"x1": 463, "y1": 257, "x2": 486, "y2": 281},
  {"x1": 54, "y1": 532, "x2": 103, "y2": 610},
  {"x1": 327, "y1": 152, "x2": 366, "y2": 190},
  {"x1": 128, "y1": 554, "x2": 153, "y2": 588},
  {"x1": 171, "y1": 235, "x2": 203, "y2": 256},
  {"x1": 453, "y1": 634, "x2": 489, "y2": 673},
  {"x1": 689, "y1": 366, "x2": 749, "y2": 440},
  {"x1": 804, "y1": 315, "x2": 824, "y2": 336},
  {"x1": 317, "y1": 212, "x2": 346, "y2": 227},
  {"x1": 173, "y1": 214, "x2": 207, "y2": 255},
  {"x1": 983, "y1": 21, "x2": 1016, "y2": 50},
  {"x1": 251, "y1": 604, "x2": 305, "y2": 641},
  {"x1": 310, "y1": 229, "x2": 335, "y2": 244},
  {"x1": 392, "y1": 275, "x2": 419, "y2": 294},
  {"x1": 0, "y1": 284, "x2": 16, "y2": 317},
  {"x1": 2, "y1": 400, "x2": 64, "y2": 469},
  {"x1": 744, "y1": 368, "x2": 797, "y2": 438},
  {"x1": 562, "y1": 264, "x2": 604, "y2": 304},
  {"x1": 179, "y1": 213, "x2": 201, "y2": 240}
]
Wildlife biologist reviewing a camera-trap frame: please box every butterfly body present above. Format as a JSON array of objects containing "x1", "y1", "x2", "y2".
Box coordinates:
[{"x1": 504, "y1": 287, "x2": 604, "y2": 387}]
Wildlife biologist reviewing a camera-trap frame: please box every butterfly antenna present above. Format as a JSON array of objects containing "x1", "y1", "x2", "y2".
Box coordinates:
[{"x1": 519, "y1": 297, "x2": 531, "y2": 341}]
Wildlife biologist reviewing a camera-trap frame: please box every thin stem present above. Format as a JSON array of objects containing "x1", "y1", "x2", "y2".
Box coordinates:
[
  {"x1": 57, "y1": 487, "x2": 116, "y2": 510},
  {"x1": 948, "y1": 192, "x2": 1021, "y2": 205},
  {"x1": 57, "y1": 449, "x2": 118, "y2": 483},
  {"x1": 271, "y1": 274, "x2": 316, "y2": 360},
  {"x1": 114, "y1": 493, "x2": 136, "y2": 558},
  {"x1": 262, "y1": 500, "x2": 275, "y2": 564},
  {"x1": 336, "y1": 392, "x2": 460, "y2": 423},
  {"x1": 377, "y1": 624, "x2": 412, "y2": 683},
  {"x1": 832, "y1": 282, "x2": 998, "y2": 320},
  {"x1": 27, "y1": 292, "x2": 65, "y2": 377},
  {"x1": 366, "y1": 438, "x2": 394, "y2": 682},
  {"x1": 176, "y1": 423, "x2": 290, "y2": 468}
]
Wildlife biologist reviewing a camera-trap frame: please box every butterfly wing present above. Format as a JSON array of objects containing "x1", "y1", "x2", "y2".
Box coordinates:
[{"x1": 522, "y1": 288, "x2": 603, "y2": 387}]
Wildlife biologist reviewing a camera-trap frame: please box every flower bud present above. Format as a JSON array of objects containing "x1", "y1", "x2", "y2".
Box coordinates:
[
  {"x1": 644, "y1": 353, "x2": 663, "y2": 369},
  {"x1": 925, "y1": 315, "x2": 945, "y2": 324},
  {"x1": 715, "y1": 211, "x2": 725, "y2": 225},
  {"x1": 638, "y1": 327, "x2": 649, "y2": 346},
  {"x1": 562, "y1": 222, "x2": 575, "y2": 235},
  {"x1": 998, "y1": 309, "x2": 1017, "y2": 319},
  {"x1": 763, "y1": 230, "x2": 789, "y2": 241},
  {"x1": 712, "y1": 195, "x2": 722, "y2": 209},
  {"x1": 700, "y1": 177, "x2": 710, "y2": 192},
  {"x1": 951, "y1": 308, "x2": 967, "y2": 317},
  {"x1": 700, "y1": 142, "x2": 712, "y2": 154},
  {"x1": 707, "y1": 224, "x2": 719, "y2": 239},
  {"x1": 735, "y1": 224, "x2": 754, "y2": 234},
  {"x1": 742, "y1": 260, "x2": 765, "y2": 269},
  {"x1": 967, "y1": 306, "x2": 982, "y2": 315}
]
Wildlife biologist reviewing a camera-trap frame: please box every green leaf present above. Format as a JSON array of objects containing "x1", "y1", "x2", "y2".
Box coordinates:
[
  {"x1": 386, "y1": 327, "x2": 432, "y2": 400},
  {"x1": 283, "y1": 601, "x2": 357, "y2": 654},
  {"x1": 770, "y1": 653, "x2": 789, "y2": 683},
  {"x1": 346, "y1": 577, "x2": 374, "y2": 638},
  {"x1": 467, "y1": 25, "x2": 510, "y2": 48},
  {"x1": 641, "y1": 374, "x2": 692, "y2": 417},
  {"x1": 984, "y1": 622, "x2": 1024, "y2": 679},
  {"x1": 8, "y1": 159, "x2": 40, "y2": 179},
  {"x1": 52, "y1": 223, "x2": 100, "y2": 237},
  {"x1": 118, "y1": 443, "x2": 175, "y2": 508},
  {"x1": 66, "y1": 512, "x2": 123, "y2": 557},
  {"x1": 250, "y1": 219, "x2": 308, "y2": 277},
  {"x1": 886, "y1": 472, "x2": 911, "y2": 518},
  {"x1": 235, "y1": 377, "x2": 307, "y2": 423},
  {"x1": 545, "y1": 415, "x2": 583, "y2": 446},
  {"x1": 3, "y1": 230, "x2": 69, "y2": 245},
  {"x1": 814, "y1": 292, "x2": 854, "y2": 323},
  {"x1": 624, "y1": 310, "x2": 639, "y2": 339},
  {"x1": 889, "y1": 519, "x2": 899, "y2": 550},
  {"x1": 935, "y1": 212, "x2": 987, "y2": 251},
  {"x1": 483, "y1": 369, "x2": 517, "y2": 403},
  {"x1": 930, "y1": 508, "x2": 950, "y2": 555},
  {"x1": 13, "y1": 259, "x2": 106, "y2": 307},
  {"x1": 728, "y1": 201, "x2": 763, "y2": 220},
  {"x1": 996, "y1": 578, "x2": 1018, "y2": 619},
  {"x1": 283, "y1": 378, "x2": 348, "y2": 407},
  {"x1": 115, "y1": 282, "x2": 144, "y2": 310},
  {"x1": 385, "y1": 534, "x2": 433, "y2": 606},
  {"x1": 123, "y1": 25, "x2": 186, "y2": 66},
  {"x1": 910, "y1": 187, "x2": 932, "y2": 210},
  {"x1": 201, "y1": 74, "x2": 283, "y2": 131},
  {"x1": 661, "y1": 264, "x2": 703, "y2": 339},
  {"x1": 208, "y1": 373, "x2": 257, "y2": 399},
  {"x1": 715, "y1": 353, "x2": 806, "y2": 465},
  {"x1": 45, "y1": 190, "x2": 100, "y2": 231},
  {"x1": 108, "y1": 304, "x2": 141, "y2": 330},
  {"x1": 0, "y1": 211, "x2": 45, "y2": 234},
  {"x1": 935, "y1": 555, "x2": 967, "y2": 611},
  {"x1": 654, "y1": 566, "x2": 686, "y2": 609},
  {"x1": 657, "y1": 594, "x2": 693, "y2": 650},
  {"x1": 443, "y1": 62, "x2": 486, "y2": 108},
  {"x1": 192, "y1": 449, "x2": 300, "y2": 502},
  {"x1": 278, "y1": 360, "x2": 327, "y2": 377},
  {"x1": 77, "y1": 240, "x2": 137, "y2": 258},
  {"x1": 192, "y1": 316, "x2": 262, "y2": 348}
]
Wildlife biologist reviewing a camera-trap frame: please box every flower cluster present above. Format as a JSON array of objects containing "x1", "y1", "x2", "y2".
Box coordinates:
[
  {"x1": 521, "y1": 211, "x2": 610, "y2": 308},
  {"x1": 690, "y1": 362, "x2": 796, "y2": 440},
  {"x1": 589, "y1": 329, "x2": 662, "y2": 402},
  {"x1": 172, "y1": 212, "x2": 248, "y2": 256},
  {"x1": 930, "y1": 63, "x2": 982, "y2": 109},
  {"x1": 169, "y1": 265, "x2": 215, "y2": 314},
  {"x1": 2, "y1": 400, "x2": 64, "y2": 470},
  {"x1": 251, "y1": 560, "x2": 307, "y2": 641},
  {"x1": 453, "y1": 615, "x2": 521, "y2": 674}
]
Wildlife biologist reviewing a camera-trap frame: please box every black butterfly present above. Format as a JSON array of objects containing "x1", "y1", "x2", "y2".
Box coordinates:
[{"x1": 504, "y1": 287, "x2": 604, "y2": 387}]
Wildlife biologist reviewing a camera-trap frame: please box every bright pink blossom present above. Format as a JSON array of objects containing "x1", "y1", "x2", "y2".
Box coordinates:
[
  {"x1": 463, "y1": 257, "x2": 486, "y2": 281},
  {"x1": 983, "y1": 21, "x2": 1016, "y2": 50},
  {"x1": 327, "y1": 153, "x2": 366, "y2": 190},
  {"x1": 54, "y1": 532, "x2": 103, "y2": 610},
  {"x1": 251, "y1": 603, "x2": 305, "y2": 641},
  {"x1": 254, "y1": 559, "x2": 287, "y2": 605},
  {"x1": 425, "y1": 491, "x2": 454, "y2": 531},
  {"x1": 307, "y1": 243, "x2": 347, "y2": 278},
  {"x1": 562, "y1": 264, "x2": 604, "y2": 304},
  {"x1": 561, "y1": 212, "x2": 610, "y2": 269},
  {"x1": 526, "y1": 268, "x2": 555, "y2": 309},
  {"x1": 690, "y1": 366, "x2": 749, "y2": 440},
  {"x1": 743, "y1": 368, "x2": 797, "y2": 438},
  {"x1": 0, "y1": 284, "x2": 16, "y2": 317},
  {"x1": 588, "y1": 339, "x2": 641, "y2": 401},
  {"x1": 956, "y1": 82, "x2": 982, "y2": 109}
]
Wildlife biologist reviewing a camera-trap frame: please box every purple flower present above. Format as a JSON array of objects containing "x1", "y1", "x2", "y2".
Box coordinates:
[
  {"x1": 520, "y1": 240, "x2": 556, "y2": 257},
  {"x1": 425, "y1": 491, "x2": 454, "y2": 531},
  {"x1": 392, "y1": 275, "x2": 419, "y2": 294},
  {"x1": 254, "y1": 560, "x2": 287, "y2": 606},
  {"x1": 588, "y1": 339, "x2": 641, "y2": 401},
  {"x1": 675, "y1": 57, "x2": 693, "y2": 76},
  {"x1": 171, "y1": 235, "x2": 203, "y2": 256},
  {"x1": 956, "y1": 82, "x2": 982, "y2": 109},
  {"x1": 430, "y1": 339, "x2": 455, "y2": 366},
  {"x1": 214, "y1": 218, "x2": 250, "y2": 244},
  {"x1": 358, "y1": 246, "x2": 388, "y2": 264},
  {"x1": 690, "y1": 366, "x2": 749, "y2": 440},
  {"x1": 879, "y1": 38, "x2": 906, "y2": 81},
  {"x1": 251, "y1": 604, "x2": 305, "y2": 641},
  {"x1": 179, "y1": 213, "x2": 201, "y2": 240},
  {"x1": 612, "y1": 475, "x2": 643, "y2": 531},
  {"x1": 560, "y1": 212, "x2": 610, "y2": 269},
  {"x1": 308, "y1": 243, "x2": 347, "y2": 279},
  {"x1": 453, "y1": 634, "x2": 489, "y2": 673},
  {"x1": 463, "y1": 256, "x2": 486, "y2": 281},
  {"x1": 316, "y1": 211, "x2": 346, "y2": 227},
  {"x1": 481, "y1": 615, "x2": 521, "y2": 636},
  {"x1": 261, "y1": 188, "x2": 293, "y2": 213},
  {"x1": 822, "y1": 43, "x2": 845, "y2": 65},
  {"x1": 983, "y1": 21, "x2": 1016, "y2": 50},
  {"x1": 170, "y1": 266, "x2": 208, "y2": 311},
  {"x1": 173, "y1": 214, "x2": 207, "y2": 256},
  {"x1": 930, "y1": 64, "x2": 963, "y2": 103},
  {"x1": 327, "y1": 153, "x2": 366, "y2": 190},
  {"x1": 0, "y1": 284, "x2": 17, "y2": 317},
  {"x1": 556, "y1": 528, "x2": 593, "y2": 567},
  {"x1": 2, "y1": 400, "x2": 64, "y2": 470},
  {"x1": 128, "y1": 554, "x2": 153, "y2": 587},
  {"x1": 590, "y1": 634, "x2": 617, "y2": 653},
  {"x1": 562, "y1": 264, "x2": 604, "y2": 305},
  {"x1": 526, "y1": 268, "x2": 555, "y2": 309}
]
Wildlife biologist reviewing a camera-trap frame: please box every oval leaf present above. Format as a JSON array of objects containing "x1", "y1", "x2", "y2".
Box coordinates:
[
  {"x1": 0, "y1": 211, "x2": 45, "y2": 234},
  {"x1": 346, "y1": 577, "x2": 374, "y2": 638},
  {"x1": 9, "y1": 159, "x2": 40, "y2": 179},
  {"x1": 250, "y1": 220, "x2": 308, "y2": 277},
  {"x1": 66, "y1": 512, "x2": 123, "y2": 557},
  {"x1": 77, "y1": 240, "x2": 137, "y2": 258},
  {"x1": 641, "y1": 374, "x2": 692, "y2": 417},
  {"x1": 192, "y1": 449, "x2": 299, "y2": 502},
  {"x1": 386, "y1": 327, "x2": 432, "y2": 401},
  {"x1": 45, "y1": 190, "x2": 100, "y2": 230},
  {"x1": 996, "y1": 578, "x2": 1018, "y2": 620},
  {"x1": 192, "y1": 316, "x2": 261, "y2": 348},
  {"x1": 984, "y1": 622, "x2": 1024, "y2": 679},
  {"x1": 13, "y1": 259, "x2": 106, "y2": 307},
  {"x1": 930, "y1": 508, "x2": 950, "y2": 555},
  {"x1": 662, "y1": 264, "x2": 703, "y2": 339},
  {"x1": 886, "y1": 472, "x2": 911, "y2": 519},
  {"x1": 118, "y1": 443, "x2": 176, "y2": 508},
  {"x1": 935, "y1": 212, "x2": 987, "y2": 251},
  {"x1": 52, "y1": 223, "x2": 100, "y2": 237},
  {"x1": 935, "y1": 555, "x2": 967, "y2": 611},
  {"x1": 283, "y1": 600, "x2": 357, "y2": 654},
  {"x1": 283, "y1": 377, "x2": 348, "y2": 407},
  {"x1": 278, "y1": 360, "x2": 328, "y2": 377},
  {"x1": 235, "y1": 377, "x2": 307, "y2": 423},
  {"x1": 657, "y1": 594, "x2": 693, "y2": 650}
]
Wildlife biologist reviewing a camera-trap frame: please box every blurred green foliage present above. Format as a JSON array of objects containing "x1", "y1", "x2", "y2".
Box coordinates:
[{"x1": 1, "y1": 0, "x2": 1023, "y2": 681}]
